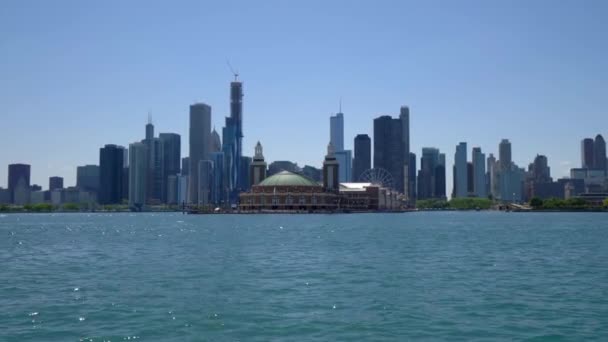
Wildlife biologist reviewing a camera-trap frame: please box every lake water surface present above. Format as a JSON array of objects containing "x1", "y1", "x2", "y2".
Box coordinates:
[{"x1": 1, "y1": 212, "x2": 607, "y2": 341}]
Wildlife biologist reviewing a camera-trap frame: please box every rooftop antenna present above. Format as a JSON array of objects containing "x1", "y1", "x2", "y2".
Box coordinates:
[
  {"x1": 339, "y1": 97, "x2": 342, "y2": 113},
  {"x1": 226, "y1": 59, "x2": 239, "y2": 81}
]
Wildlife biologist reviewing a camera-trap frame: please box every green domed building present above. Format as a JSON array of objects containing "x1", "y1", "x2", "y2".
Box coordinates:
[{"x1": 239, "y1": 142, "x2": 401, "y2": 212}]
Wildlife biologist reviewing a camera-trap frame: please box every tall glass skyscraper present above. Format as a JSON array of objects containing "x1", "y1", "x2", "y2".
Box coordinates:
[
  {"x1": 159, "y1": 133, "x2": 181, "y2": 203},
  {"x1": 454, "y1": 142, "x2": 468, "y2": 198},
  {"x1": 8, "y1": 163, "x2": 30, "y2": 203},
  {"x1": 472, "y1": 147, "x2": 487, "y2": 198},
  {"x1": 373, "y1": 107, "x2": 410, "y2": 195},
  {"x1": 188, "y1": 103, "x2": 211, "y2": 204},
  {"x1": 353, "y1": 134, "x2": 371, "y2": 182},
  {"x1": 330, "y1": 112, "x2": 344, "y2": 152},
  {"x1": 231, "y1": 80, "x2": 244, "y2": 191},
  {"x1": 99, "y1": 144, "x2": 124, "y2": 204}
]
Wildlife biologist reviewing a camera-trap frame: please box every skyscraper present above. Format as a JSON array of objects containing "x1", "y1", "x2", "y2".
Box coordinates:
[
  {"x1": 210, "y1": 151, "x2": 225, "y2": 205},
  {"x1": 210, "y1": 128, "x2": 222, "y2": 153},
  {"x1": 76, "y1": 165, "x2": 100, "y2": 193},
  {"x1": 330, "y1": 112, "x2": 344, "y2": 152},
  {"x1": 400, "y1": 106, "x2": 411, "y2": 200},
  {"x1": 594, "y1": 134, "x2": 606, "y2": 173},
  {"x1": 499, "y1": 139, "x2": 512, "y2": 170},
  {"x1": 144, "y1": 118, "x2": 157, "y2": 203},
  {"x1": 373, "y1": 107, "x2": 410, "y2": 195},
  {"x1": 417, "y1": 148, "x2": 446, "y2": 200},
  {"x1": 436, "y1": 153, "x2": 446, "y2": 199},
  {"x1": 239, "y1": 156, "x2": 252, "y2": 192},
  {"x1": 581, "y1": 138, "x2": 595, "y2": 169},
  {"x1": 99, "y1": 144, "x2": 124, "y2": 205},
  {"x1": 49, "y1": 176, "x2": 63, "y2": 191},
  {"x1": 222, "y1": 117, "x2": 238, "y2": 203},
  {"x1": 467, "y1": 162, "x2": 474, "y2": 195},
  {"x1": 8, "y1": 163, "x2": 30, "y2": 203},
  {"x1": 531, "y1": 154, "x2": 551, "y2": 183},
  {"x1": 409, "y1": 152, "x2": 417, "y2": 201},
  {"x1": 417, "y1": 148, "x2": 439, "y2": 199},
  {"x1": 159, "y1": 133, "x2": 181, "y2": 203},
  {"x1": 472, "y1": 147, "x2": 487, "y2": 198},
  {"x1": 353, "y1": 134, "x2": 371, "y2": 182},
  {"x1": 329, "y1": 110, "x2": 350, "y2": 182},
  {"x1": 335, "y1": 150, "x2": 352, "y2": 182},
  {"x1": 197, "y1": 160, "x2": 213, "y2": 205},
  {"x1": 487, "y1": 154, "x2": 498, "y2": 199},
  {"x1": 181, "y1": 157, "x2": 190, "y2": 176},
  {"x1": 128, "y1": 142, "x2": 148, "y2": 209},
  {"x1": 454, "y1": 142, "x2": 468, "y2": 198},
  {"x1": 230, "y1": 80, "x2": 244, "y2": 192},
  {"x1": 188, "y1": 103, "x2": 212, "y2": 204}
]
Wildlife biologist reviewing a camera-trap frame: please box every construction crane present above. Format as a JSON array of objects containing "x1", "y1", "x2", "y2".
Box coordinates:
[{"x1": 226, "y1": 59, "x2": 239, "y2": 81}]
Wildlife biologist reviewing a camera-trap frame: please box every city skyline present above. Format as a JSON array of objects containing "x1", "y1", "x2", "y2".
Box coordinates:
[{"x1": 1, "y1": 1, "x2": 608, "y2": 190}]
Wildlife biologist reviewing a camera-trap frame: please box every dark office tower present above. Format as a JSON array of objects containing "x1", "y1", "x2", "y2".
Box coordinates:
[
  {"x1": 374, "y1": 114, "x2": 406, "y2": 193},
  {"x1": 159, "y1": 133, "x2": 181, "y2": 203},
  {"x1": 239, "y1": 156, "x2": 252, "y2": 192},
  {"x1": 77, "y1": 165, "x2": 100, "y2": 192},
  {"x1": 400, "y1": 106, "x2": 412, "y2": 200},
  {"x1": 581, "y1": 138, "x2": 594, "y2": 169},
  {"x1": 594, "y1": 134, "x2": 607, "y2": 173},
  {"x1": 181, "y1": 157, "x2": 190, "y2": 176},
  {"x1": 122, "y1": 166, "x2": 129, "y2": 202},
  {"x1": 230, "y1": 80, "x2": 244, "y2": 191},
  {"x1": 353, "y1": 134, "x2": 371, "y2": 181},
  {"x1": 499, "y1": 139, "x2": 512, "y2": 170},
  {"x1": 454, "y1": 142, "x2": 468, "y2": 198},
  {"x1": 8, "y1": 164, "x2": 31, "y2": 203},
  {"x1": 532, "y1": 155, "x2": 551, "y2": 183},
  {"x1": 417, "y1": 148, "x2": 439, "y2": 200},
  {"x1": 189, "y1": 103, "x2": 212, "y2": 204},
  {"x1": 435, "y1": 163, "x2": 446, "y2": 199},
  {"x1": 99, "y1": 144, "x2": 124, "y2": 205},
  {"x1": 418, "y1": 148, "x2": 446, "y2": 200},
  {"x1": 409, "y1": 152, "x2": 417, "y2": 201},
  {"x1": 467, "y1": 162, "x2": 474, "y2": 194},
  {"x1": 49, "y1": 176, "x2": 63, "y2": 191}
]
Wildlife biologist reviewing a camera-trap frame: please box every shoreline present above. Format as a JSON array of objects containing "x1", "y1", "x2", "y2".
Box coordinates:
[{"x1": 1, "y1": 208, "x2": 607, "y2": 214}]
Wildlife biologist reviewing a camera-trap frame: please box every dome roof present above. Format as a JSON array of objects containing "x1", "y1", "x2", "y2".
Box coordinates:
[{"x1": 258, "y1": 171, "x2": 320, "y2": 187}]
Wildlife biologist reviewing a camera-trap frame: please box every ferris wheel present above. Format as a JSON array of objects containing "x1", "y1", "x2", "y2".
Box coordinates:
[{"x1": 358, "y1": 168, "x2": 394, "y2": 189}]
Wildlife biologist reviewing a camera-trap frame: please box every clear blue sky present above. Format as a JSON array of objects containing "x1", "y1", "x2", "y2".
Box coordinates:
[{"x1": 1, "y1": 0, "x2": 607, "y2": 191}]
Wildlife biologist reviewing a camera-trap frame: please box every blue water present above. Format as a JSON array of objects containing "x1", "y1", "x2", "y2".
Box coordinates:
[{"x1": 1, "y1": 212, "x2": 607, "y2": 341}]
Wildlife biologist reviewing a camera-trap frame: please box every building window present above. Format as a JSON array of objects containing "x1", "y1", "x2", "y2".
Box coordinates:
[
  {"x1": 286, "y1": 195, "x2": 293, "y2": 204},
  {"x1": 299, "y1": 196, "x2": 306, "y2": 204},
  {"x1": 312, "y1": 196, "x2": 317, "y2": 204},
  {"x1": 272, "y1": 196, "x2": 279, "y2": 205}
]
